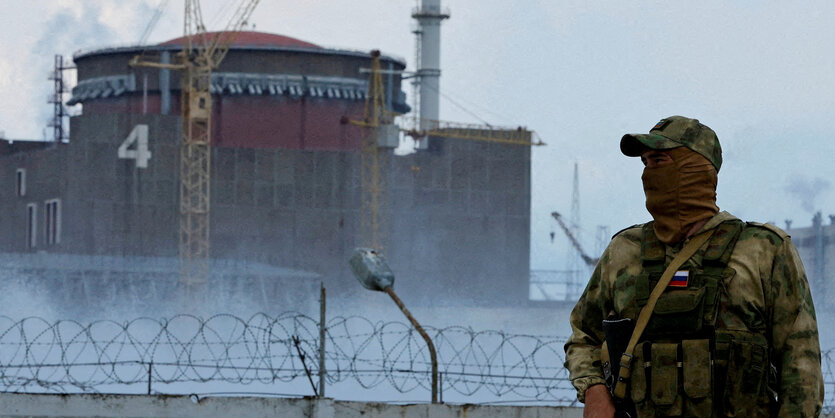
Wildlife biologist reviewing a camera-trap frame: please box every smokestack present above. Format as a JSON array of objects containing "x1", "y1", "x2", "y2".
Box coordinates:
[
  {"x1": 412, "y1": 0, "x2": 449, "y2": 134},
  {"x1": 813, "y1": 211, "x2": 825, "y2": 288}
]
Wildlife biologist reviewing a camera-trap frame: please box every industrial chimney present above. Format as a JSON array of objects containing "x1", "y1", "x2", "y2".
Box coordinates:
[{"x1": 412, "y1": 0, "x2": 449, "y2": 148}]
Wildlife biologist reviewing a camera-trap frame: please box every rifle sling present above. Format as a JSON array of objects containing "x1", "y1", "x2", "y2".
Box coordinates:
[{"x1": 612, "y1": 230, "x2": 713, "y2": 400}]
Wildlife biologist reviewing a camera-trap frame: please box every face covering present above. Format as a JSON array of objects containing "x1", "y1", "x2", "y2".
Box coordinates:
[{"x1": 642, "y1": 147, "x2": 719, "y2": 244}]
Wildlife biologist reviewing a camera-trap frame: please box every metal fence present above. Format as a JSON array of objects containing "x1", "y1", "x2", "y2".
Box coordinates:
[
  {"x1": 0, "y1": 313, "x2": 831, "y2": 410},
  {"x1": 529, "y1": 269, "x2": 586, "y2": 302}
]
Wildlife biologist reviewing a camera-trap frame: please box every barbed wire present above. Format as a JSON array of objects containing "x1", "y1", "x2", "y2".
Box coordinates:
[
  {"x1": 0, "y1": 313, "x2": 831, "y2": 410},
  {"x1": 0, "y1": 313, "x2": 571, "y2": 403}
]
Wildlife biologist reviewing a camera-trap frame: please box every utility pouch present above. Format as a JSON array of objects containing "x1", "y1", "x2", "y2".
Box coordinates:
[
  {"x1": 682, "y1": 339, "x2": 712, "y2": 417},
  {"x1": 682, "y1": 339, "x2": 710, "y2": 398},
  {"x1": 645, "y1": 288, "x2": 706, "y2": 336},
  {"x1": 650, "y1": 343, "x2": 682, "y2": 415},
  {"x1": 630, "y1": 341, "x2": 648, "y2": 404}
]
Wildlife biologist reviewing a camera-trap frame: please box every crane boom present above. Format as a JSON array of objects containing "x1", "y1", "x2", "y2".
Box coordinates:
[
  {"x1": 400, "y1": 116, "x2": 545, "y2": 147},
  {"x1": 207, "y1": 1, "x2": 260, "y2": 65},
  {"x1": 551, "y1": 211, "x2": 599, "y2": 267}
]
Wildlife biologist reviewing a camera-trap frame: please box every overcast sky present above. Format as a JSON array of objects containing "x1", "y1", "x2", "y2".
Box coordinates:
[{"x1": 2, "y1": 1, "x2": 835, "y2": 272}]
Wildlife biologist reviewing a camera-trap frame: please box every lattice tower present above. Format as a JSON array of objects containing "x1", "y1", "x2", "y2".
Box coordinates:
[{"x1": 566, "y1": 162, "x2": 581, "y2": 294}]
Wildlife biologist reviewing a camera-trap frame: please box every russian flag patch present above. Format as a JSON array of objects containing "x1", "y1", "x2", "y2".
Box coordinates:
[{"x1": 669, "y1": 270, "x2": 689, "y2": 287}]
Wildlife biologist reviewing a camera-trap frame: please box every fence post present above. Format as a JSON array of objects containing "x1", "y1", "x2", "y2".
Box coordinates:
[
  {"x1": 318, "y1": 283, "x2": 326, "y2": 397},
  {"x1": 147, "y1": 362, "x2": 152, "y2": 395}
]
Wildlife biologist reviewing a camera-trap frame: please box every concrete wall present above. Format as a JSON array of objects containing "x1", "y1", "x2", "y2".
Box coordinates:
[
  {"x1": 0, "y1": 393, "x2": 583, "y2": 418},
  {"x1": 49, "y1": 112, "x2": 181, "y2": 258},
  {"x1": 0, "y1": 113, "x2": 532, "y2": 307},
  {"x1": 388, "y1": 136, "x2": 531, "y2": 305},
  {"x1": 0, "y1": 142, "x2": 68, "y2": 252}
]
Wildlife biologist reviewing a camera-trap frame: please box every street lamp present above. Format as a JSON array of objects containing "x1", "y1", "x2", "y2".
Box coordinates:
[{"x1": 349, "y1": 248, "x2": 439, "y2": 403}]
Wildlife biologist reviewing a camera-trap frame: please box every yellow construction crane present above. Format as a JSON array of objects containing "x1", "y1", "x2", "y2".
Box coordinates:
[
  {"x1": 343, "y1": 51, "x2": 544, "y2": 250},
  {"x1": 130, "y1": 0, "x2": 260, "y2": 296}
]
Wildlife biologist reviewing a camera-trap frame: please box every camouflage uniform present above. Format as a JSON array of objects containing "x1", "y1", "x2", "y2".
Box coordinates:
[{"x1": 564, "y1": 211, "x2": 824, "y2": 416}]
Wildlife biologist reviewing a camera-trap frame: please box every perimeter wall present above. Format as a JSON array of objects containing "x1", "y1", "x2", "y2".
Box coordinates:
[{"x1": 0, "y1": 394, "x2": 582, "y2": 418}]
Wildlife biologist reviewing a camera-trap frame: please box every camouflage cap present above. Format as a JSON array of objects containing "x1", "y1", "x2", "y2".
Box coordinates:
[{"x1": 620, "y1": 115, "x2": 722, "y2": 172}]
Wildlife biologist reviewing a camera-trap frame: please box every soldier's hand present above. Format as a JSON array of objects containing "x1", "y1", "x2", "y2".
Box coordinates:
[{"x1": 584, "y1": 384, "x2": 616, "y2": 418}]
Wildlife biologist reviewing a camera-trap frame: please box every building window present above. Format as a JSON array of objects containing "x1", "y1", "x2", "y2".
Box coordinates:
[
  {"x1": 26, "y1": 203, "x2": 37, "y2": 249},
  {"x1": 16, "y1": 168, "x2": 25, "y2": 197},
  {"x1": 45, "y1": 199, "x2": 61, "y2": 245}
]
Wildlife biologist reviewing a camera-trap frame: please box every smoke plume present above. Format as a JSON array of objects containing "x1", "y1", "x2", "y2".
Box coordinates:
[{"x1": 785, "y1": 174, "x2": 831, "y2": 213}]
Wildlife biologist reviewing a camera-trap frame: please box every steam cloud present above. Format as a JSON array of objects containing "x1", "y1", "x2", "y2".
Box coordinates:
[
  {"x1": 25, "y1": 2, "x2": 153, "y2": 140},
  {"x1": 785, "y1": 175, "x2": 831, "y2": 213}
]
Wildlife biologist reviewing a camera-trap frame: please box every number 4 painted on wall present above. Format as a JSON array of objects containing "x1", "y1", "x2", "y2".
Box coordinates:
[{"x1": 118, "y1": 124, "x2": 152, "y2": 168}]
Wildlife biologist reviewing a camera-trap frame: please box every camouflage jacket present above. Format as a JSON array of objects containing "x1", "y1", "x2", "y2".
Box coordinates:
[{"x1": 564, "y1": 211, "x2": 824, "y2": 417}]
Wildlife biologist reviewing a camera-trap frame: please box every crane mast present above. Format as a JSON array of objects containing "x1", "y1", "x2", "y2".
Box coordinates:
[
  {"x1": 132, "y1": 0, "x2": 260, "y2": 298},
  {"x1": 179, "y1": 0, "x2": 213, "y2": 294},
  {"x1": 343, "y1": 50, "x2": 393, "y2": 250}
]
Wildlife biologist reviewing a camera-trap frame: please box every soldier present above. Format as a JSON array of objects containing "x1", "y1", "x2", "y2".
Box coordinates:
[{"x1": 563, "y1": 116, "x2": 824, "y2": 417}]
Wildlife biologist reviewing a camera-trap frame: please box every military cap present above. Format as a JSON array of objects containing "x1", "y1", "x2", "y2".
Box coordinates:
[{"x1": 620, "y1": 115, "x2": 722, "y2": 172}]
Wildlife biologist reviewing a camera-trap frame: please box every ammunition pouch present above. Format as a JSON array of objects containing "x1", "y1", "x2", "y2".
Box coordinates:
[{"x1": 630, "y1": 339, "x2": 714, "y2": 417}]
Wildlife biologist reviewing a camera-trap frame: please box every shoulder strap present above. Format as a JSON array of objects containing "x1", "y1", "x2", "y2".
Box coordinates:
[
  {"x1": 703, "y1": 220, "x2": 744, "y2": 266},
  {"x1": 612, "y1": 230, "x2": 713, "y2": 400},
  {"x1": 747, "y1": 221, "x2": 790, "y2": 240}
]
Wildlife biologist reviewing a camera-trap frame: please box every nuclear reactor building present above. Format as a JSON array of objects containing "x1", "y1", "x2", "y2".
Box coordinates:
[{"x1": 0, "y1": 30, "x2": 531, "y2": 312}]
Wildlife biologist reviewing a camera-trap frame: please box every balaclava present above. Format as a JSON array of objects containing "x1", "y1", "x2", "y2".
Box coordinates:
[
  {"x1": 642, "y1": 146, "x2": 719, "y2": 244},
  {"x1": 620, "y1": 116, "x2": 723, "y2": 243}
]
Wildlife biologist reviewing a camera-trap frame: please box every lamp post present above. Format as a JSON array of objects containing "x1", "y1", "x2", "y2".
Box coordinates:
[{"x1": 349, "y1": 248, "x2": 438, "y2": 404}]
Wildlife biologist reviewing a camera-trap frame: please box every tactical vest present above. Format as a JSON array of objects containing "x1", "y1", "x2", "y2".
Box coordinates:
[{"x1": 629, "y1": 220, "x2": 773, "y2": 417}]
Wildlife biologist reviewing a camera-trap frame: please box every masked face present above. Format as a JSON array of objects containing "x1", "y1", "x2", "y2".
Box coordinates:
[{"x1": 641, "y1": 147, "x2": 719, "y2": 244}]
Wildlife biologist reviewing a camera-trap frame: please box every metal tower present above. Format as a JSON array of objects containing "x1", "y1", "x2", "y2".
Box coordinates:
[
  {"x1": 48, "y1": 55, "x2": 74, "y2": 143},
  {"x1": 566, "y1": 162, "x2": 581, "y2": 295}
]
